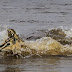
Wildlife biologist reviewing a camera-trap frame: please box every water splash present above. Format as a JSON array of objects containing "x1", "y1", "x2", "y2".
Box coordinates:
[
  {"x1": 46, "y1": 26, "x2": 72, "y2": 45},
  {"x1": 0, "y1": 26, "x2": 72, "y2": 57},
  {"x1": 0, "y1": 26, "x2": 8, "y2": 45}
]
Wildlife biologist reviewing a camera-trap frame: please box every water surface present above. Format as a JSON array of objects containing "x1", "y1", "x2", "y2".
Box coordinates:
[
  {"x1": 0, "y1": 0, "x2": 72, "y2": 72},
  {"x1": 0, "y1": 56, "x2": 72, "y2": 72}
]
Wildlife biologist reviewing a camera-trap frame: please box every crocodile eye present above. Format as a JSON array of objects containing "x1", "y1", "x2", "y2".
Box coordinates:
[
  {"x1": 8, "y1": 29, "x2": 16, "y2": 38},
  {"x1": 12, "y1": 33, "x2": 14, "y2": 36},
  {"x1": 8, "y1": 30, "x2": 14, "y2": 38}
]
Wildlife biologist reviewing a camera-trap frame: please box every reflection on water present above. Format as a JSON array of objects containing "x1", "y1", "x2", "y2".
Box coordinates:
[
  {"x1": 0, "y1": 56, "x2": 60, "y2": 72},
  {"x1": 2, "y1": 67, "x2": 21, "y2": 72},
  {"x1": 0, "y1": 56, "x2": 71, "y2": 72}
]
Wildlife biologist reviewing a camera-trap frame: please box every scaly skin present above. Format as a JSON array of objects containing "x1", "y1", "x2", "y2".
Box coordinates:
[
  {"x1": 0, "y1": 29, "x2": 24, "y2": 52},
  {"x1": 0, "y1": 29, "x2": 72, "y2": 57}
]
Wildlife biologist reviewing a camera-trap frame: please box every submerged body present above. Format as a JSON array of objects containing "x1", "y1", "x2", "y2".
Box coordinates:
[{"x1": 0, "y1": 29, "x2": 72, "y2": 57}]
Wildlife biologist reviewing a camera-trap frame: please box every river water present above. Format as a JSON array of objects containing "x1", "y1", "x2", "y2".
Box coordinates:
[{"x1": 0, "y1": 0, "x2": 72, "y2": 72}]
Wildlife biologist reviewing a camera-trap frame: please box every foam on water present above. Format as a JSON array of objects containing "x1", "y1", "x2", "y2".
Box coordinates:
[
  {"x1": 0, "y1": 26, "x2": 8, "y2": 45},
  {"x1": 1, "y1": 26, "x2": 72, "y2": 57},
  {"x1": 56, "y1": 26, "x2": 72, "y2": 38},
  {"x1": 47, "y1": 26, "x2": 72, "y2": 38},
  {"x1": 65, "y1": 28, "x2": 72, "y2": 38}
]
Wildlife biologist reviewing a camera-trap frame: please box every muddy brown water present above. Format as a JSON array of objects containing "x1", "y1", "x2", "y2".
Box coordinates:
[
  {"x1": 0, "y1": 56, "x2": 72, "y2": 72},
  {"x1": 0, "y1": 0, "x2": 72, "y2": 72}
]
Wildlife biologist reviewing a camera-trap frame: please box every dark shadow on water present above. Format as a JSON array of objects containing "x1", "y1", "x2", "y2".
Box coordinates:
[
  {"x1": 0, "y1": 56, "x2": 61, "y2": 72},
  {"x1": 0, "y1": 55, "x2": 72, "y2": 72},
  {"x1": 2, "y1": 67, "x2": 21, "y2": 72}
]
